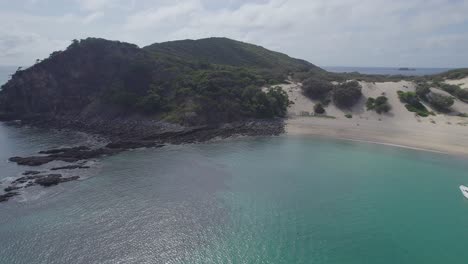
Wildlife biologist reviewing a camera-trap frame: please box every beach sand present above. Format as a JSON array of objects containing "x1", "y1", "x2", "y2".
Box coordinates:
[{"x1": 282, "y1": 80, "x2": 468, "y2": 156}]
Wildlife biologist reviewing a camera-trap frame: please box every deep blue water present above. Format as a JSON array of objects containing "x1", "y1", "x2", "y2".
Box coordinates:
[{"x1": 323, "y1": 66, "x2": 452, "y2": 76}]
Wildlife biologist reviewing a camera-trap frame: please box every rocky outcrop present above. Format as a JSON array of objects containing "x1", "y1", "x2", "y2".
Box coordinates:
[
  {"x1": 9, "y1": 146, "x2": 123, "y2": 166},
  {"x1": 0, "y1": 192, "x2": 19, "y2": 203},
  {"x1": 0, "y1": 174, "x2": 80, "y2": 202},
  {"x1": 51, "y1": 165, "x2": 90, "y2": 171},
  {"x1": 34, "y1": 174, "x2": 80, "y2": 187}
]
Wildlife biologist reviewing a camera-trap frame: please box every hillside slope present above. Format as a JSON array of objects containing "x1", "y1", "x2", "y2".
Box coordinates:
[
  {"x1": 144, "y1": 37, "x2": 319, "y2": 72},
  {"x1": 0, "y1": 38, "x2": 318, "y2": 127}
]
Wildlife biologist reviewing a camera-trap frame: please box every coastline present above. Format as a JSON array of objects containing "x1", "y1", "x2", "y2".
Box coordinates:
[{"x1": 286, "y1": 117, "x2": 468, "y2": 157}]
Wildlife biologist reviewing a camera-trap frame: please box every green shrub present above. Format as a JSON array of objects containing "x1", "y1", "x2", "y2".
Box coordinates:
[
  {"x1": 366, "y1": 97, "x2": 376, "y2": 110},
  {"x1": 302, "y1": 77, "x2": 333, "y2": 100},
  {"x1": 333, "y1": 81, "x2": 362, "y2": 108},
  {"x1": 367, "y1": 96, "x2": 391, "y2": 114},
  {"x1": 428, "y1": 93, "x2": 454, "y2": 111},
  {"x1": 398, "y1": 90, "x2": 432, "y2": 117},
  {"x1": 438, "y1": 83, "x2": 460, "y2": 94},
  {"x1": 345, "y1": 113, "x2": 353, "y2": 118},
  {"x1": 455, "y1": 89, "x2": 468, "y2": 101},
  {"x1": 314, "y1": 103, "x2": 325, "y2": 114},
  {"x1": 415, "y1": 83, "x2": 431, "y2": 99}
]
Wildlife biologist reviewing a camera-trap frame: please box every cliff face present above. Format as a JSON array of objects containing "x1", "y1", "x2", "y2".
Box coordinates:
[
  {"x1": 0, "y1": 37, "x2": 318, "y2": 126},
  {"x1": 0, "y1": 39, "x2": 165, "y2": 119}
]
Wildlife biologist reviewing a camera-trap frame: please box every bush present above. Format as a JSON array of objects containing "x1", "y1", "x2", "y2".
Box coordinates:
[
  {"x1": 345, "y1": 113, "x2": 353, "y2": 118},
  {"x1": 438, "y1": 83, "x2": 460, "y2": 94},
  {"x1": 367, "y1": 96, "x2": 391, "y2": 114},
  {"x1": 397, "y1": 91, "x2": 418, "y2": 105},
  {"x1": 366, "y1": 97, "x2": 376, "y2": 110},
  {"x1": 397, "y1": 90, "x2": 431, "y2": 117},
  {"x1": 333, "y1": 81, "x2": 362, "y2": 108},
  {"x1": 428, "y1": 93, "x2": 454, "y2": 111},
  {"x1": 314, "y1": 103, "x2": 325, "y2": 114},
  {"x1": 455, "y1": 89, "x2": 468, "y2": 101},
  {"x1": 415, "y1": 83, "x2": 431, "y2": 99},
  {"x1": 302, "y1": 77, "x2": 333, "y2": 100}
]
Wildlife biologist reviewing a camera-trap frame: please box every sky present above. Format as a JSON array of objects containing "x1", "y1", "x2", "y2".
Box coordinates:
[{"x1": 0, "y1": 0, "x2": 468, "y2": 68}]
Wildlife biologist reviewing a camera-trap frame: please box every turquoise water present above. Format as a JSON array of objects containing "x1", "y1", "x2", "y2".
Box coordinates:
[{"x1": 0, "y1": 123, "x2": 468, "y2": 263}]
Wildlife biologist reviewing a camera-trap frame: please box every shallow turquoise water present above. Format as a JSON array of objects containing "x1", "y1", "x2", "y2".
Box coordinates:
[{"x1": 0, "y1": 123, "x2": 467, "y2": 263}]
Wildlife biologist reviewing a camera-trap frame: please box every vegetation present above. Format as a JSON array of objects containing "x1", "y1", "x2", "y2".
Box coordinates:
[
  {"x1": 433, "y1": 68, "x2": 468, "y2": 80},
  {"x1": 415, "y1": 82, "x2": 431, "y2": 100},
  {"x1": 301, "y1": 77, "x2": 333, "y2": 101},
  {"x1": 333, "y1": 81, "x2": 363, "y2": 108},
  {"x1": 427, "y1": 93, "x2": 454, "y2": 112},
  {"x1": 366, "y1": 96, "x2": 391, "y2": 114},
  {"x1": 397, "y1": 91, "x2": 433, "y2": 117},
  {"x1": 0, "y1": 37, "x2": 314, "y2": 125},
  {"x1": 314, "y1": 103, "x2": 325, "y2": 114},
  {"x1": 432, "y1": 83, "x2": 468, "y2": 102},
  {"x1": 345, "y1": 113, "x2": 353, "y2": 119}
]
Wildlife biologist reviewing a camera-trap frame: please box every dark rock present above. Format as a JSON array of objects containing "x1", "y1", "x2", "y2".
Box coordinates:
[
  {"x1": 9, "y1": 156, "x2": 55, "y2": 166},
  {"x1": 0, "y1": 192, "x2": 19, "y2": 203},
  {"x1": 34, "y1": 174, "x2": 79, "y2": 187},
  {"x1": 23, "y1": 170, "x2": 42, "y2": 176},
  {"x1": 51, "y1": 165, "x2": 90, "y2": 171},
  {"x1": 106, "y1": 140, "x2": 164, "y2": 149},
  {"x1": 13, "y1": 175, "x2": 44, "y2": 184},
  {"x1": 39, "y1": 146, "x2": 90, "y2": 154},
  {"x1": 4, "y1": 186, "x2": 22, "y2": 192},
  {"x1": 10, "y1": 147, "x2": 122, "y2": 167}
]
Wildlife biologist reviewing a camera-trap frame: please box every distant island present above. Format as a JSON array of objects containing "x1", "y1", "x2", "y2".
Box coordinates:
[{"x1": 398, "y1": 67, "x2": 416, "y2": 71}]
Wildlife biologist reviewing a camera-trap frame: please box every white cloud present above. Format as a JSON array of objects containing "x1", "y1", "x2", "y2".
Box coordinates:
[
  {"x1": 76, "y1": 0, "x2": 112, "y2": 11},
  {"x1": 1, "y1": 0, "x2": 468, "y2": 67},
  {"x1": 82, "y1": 11, "x2": 104, "y2": 24}
]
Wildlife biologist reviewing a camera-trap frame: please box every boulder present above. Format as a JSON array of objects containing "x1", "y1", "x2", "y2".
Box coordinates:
[
  {"x1": 34, "y1": 174, "x2": 80, "y2": 187},
  {"x1": 0, "y1": 192, "x2": 19, "y2": 203}
]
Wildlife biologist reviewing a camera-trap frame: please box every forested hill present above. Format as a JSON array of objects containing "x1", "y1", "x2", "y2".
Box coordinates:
[
  {"x1": 0, "y1": 37, "x2": 320, "y2": 125},
  {"x1": 144, "y1": 37, "x2": 319, "y2": 72}
]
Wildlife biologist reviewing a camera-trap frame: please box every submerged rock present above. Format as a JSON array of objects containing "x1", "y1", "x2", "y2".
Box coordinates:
[
  {"x1": 51, "y1": 165, "x2": 90, "y2": 171},
  {"x1": 0, "y1": 192, "x2": 19, "y2": 203},
  {"x1": 39, "y1": 146, "x2": 90, "y2": 155},
  {"x1": 9, "y1": 156, "x2": 55, "y2": 166},
  {"x1": 106, "y1": 140, "x2": 164, "y2": 149},
  {"x1": 34, "y1": 174, "x2": 80, "y2": 187},
  {"x1": 9, "y1": 147, "x2": 122, "y2": 167},
  {"x1": 23, "y1": 170, "x2": 42, "y2": 176},
  {"x1": 4, "y1": 186, "x2": 22, "y2": 192}
]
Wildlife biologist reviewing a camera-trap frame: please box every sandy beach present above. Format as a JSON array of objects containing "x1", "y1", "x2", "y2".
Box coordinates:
[{"x1": 282, "y1": 80, "x2": 468, "y2": 156}]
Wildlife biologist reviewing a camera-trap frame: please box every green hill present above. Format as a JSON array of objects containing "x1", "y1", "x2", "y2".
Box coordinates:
[
  {"x1": 144, "y1": 37, "x2": 318, "y2": 72},
  {"x1": 0, "y1": 37, "x2": 319, "y2": 125}
]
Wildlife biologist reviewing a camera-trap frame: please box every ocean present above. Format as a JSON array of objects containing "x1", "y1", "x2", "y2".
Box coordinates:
[
  {"x1": 0, "y1": 122, "x2": 467, "y2": 264},
  {"x1": 322, "y1": 66, "x2": 452, "y2": 76}
]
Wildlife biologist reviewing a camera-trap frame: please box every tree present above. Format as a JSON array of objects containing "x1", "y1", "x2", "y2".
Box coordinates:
[
  {"x1": 367, "y1": 96, "x2": 390, "y2": 114},
  {"x1": 333, "y1": 81, "x2": 362, "y2": 108},
  {"x1": 428, "y1": 93, "x2": 454, "y2": 111},
  {"x1": 302, "y1": 77, "x2": 333, "y2": 100},
  {"x1": 314, "y1": 103, "x2": 325, "y2": 114}
]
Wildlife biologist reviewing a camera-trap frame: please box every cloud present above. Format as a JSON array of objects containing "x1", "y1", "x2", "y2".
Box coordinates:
[
  {"x1": 76, "y1": 0, "x2": 112, "y2": 11},
  {"x1": 82, "y1": 11, "x2": 104, "y2": 24},
  {"x1": 1, "y1": 0, "x2": 468, "y2": 67}
]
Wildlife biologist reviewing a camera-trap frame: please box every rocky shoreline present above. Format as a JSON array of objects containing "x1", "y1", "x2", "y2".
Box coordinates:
[{"x1": 1, "y1": 116, "x2": 285, "y2": 203}]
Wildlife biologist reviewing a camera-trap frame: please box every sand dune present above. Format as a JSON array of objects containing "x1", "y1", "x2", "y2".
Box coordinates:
[
  {"x1": 282, "y1": 80, "x2": 468, "y2": 156},
  {"x1": 444, "y1": 77, "x2": 468, "y2": 89}
]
